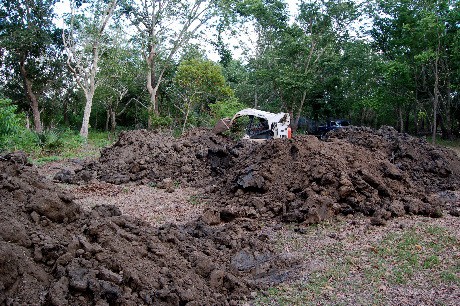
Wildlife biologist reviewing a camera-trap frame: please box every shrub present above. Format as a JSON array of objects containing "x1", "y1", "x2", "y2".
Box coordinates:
[
  {"x1": 0, "y1": 98, "x2": 24, "y2": 137},
  {"x1": 209, "y1": 97, "x2": 246, "y2": 125},
  {"x1": 0, "y1": 98, "x2": 35, "y2": 152}
]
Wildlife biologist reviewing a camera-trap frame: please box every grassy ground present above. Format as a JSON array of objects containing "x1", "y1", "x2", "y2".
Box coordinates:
[
  {"x1": 429, "y1": 137, "x2": 460, "y2": 157},
  {"x1": 250, "y1": 216, "x2": 460, "y2": 306},
  {"x1": 31, "y1": 131, "x2": 116, "y2": 165}
]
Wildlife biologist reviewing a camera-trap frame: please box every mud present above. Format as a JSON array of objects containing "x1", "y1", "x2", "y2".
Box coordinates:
[
  {"x1": 2, "y1": 126, "x2": 460, "y2": 305},
  {"x1": 0, "y1": 152, "x2": 296, "y2": 305}
]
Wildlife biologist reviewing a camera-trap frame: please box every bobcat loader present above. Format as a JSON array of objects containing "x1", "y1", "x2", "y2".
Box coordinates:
[{"x1": 213, "y1": 108, "x2": 292, "y2": 140}]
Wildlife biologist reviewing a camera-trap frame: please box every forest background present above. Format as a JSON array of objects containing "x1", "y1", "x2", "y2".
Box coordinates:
[{"x1": 1, "y1": 0, "x2": 459, "y2": 154}]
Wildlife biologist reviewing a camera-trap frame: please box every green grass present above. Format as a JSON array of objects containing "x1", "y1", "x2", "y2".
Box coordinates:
[
  {"x1": 30, "y1": 130, "x2": 116, "y2": 164},
  {"x1": 368, "y1": 225, "x2": 459, "y2": 285},
  {"x1": 188, "y1": 194, "x2": 210, "y2": 206},
  {"x1": 427, "y1": 137, "x2": 460, "y2": 156},
  {"x1": 252, "y1": 222, "x2": 460, "y2": 306}
]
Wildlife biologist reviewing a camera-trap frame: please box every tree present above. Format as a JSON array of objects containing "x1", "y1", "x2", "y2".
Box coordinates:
[
  {"x1": 172, "y1": 58, "x2": 234, "y2": 133},
  {"x1": 369, "y1": 0, "x2": 460, "y2": 140},
  {"x1": 0, "y1": 0, "x2": 61, "y2": 133},
  {"x1": 95, "y1": 31, "x2": 145, "y2": 132},
  {"x1": 62, "y1": 0, "x2": 118, "y2": 139},
  {"x1": 234, "y1": 0, "x2": 360, "y2": 129},
  {"x1": 121, "y1": 0, "x2": 232, "y2": 128}
]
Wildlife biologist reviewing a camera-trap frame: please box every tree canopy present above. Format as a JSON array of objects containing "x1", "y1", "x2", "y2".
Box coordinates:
[{"x1": 0, "y1": 0, "x2": 459, "y2": 140}]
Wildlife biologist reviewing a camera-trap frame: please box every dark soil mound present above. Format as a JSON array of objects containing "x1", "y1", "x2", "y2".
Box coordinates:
[
  {"x1": 0, "y1": 152, "x2": 296, "y2": 305},
  {"x1": 64, "y1": 127, "x2": 460, "y2": 227},
  {"x1": 329, "y1": 126, "x2": 460, "y2": 192},
  {"x1": 69, "y1": 129, "x2": 234, "y2": 186},
  {"x1": 206, "y1": 131, "x2": 460, "y2": 225}
]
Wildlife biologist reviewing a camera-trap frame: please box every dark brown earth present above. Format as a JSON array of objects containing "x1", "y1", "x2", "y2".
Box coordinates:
[
  {"x1": 0, "y1": 151, "x2": 297, "y2": 305},
  {"x1": 1, "y1": 126, "x2": 460, "y2": 305}
]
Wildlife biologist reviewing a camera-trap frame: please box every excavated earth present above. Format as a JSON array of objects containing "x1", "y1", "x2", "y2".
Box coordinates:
[
  {"x1": 1, "y1": 126, "x2": 460, "y2": 305},
  {"x1": 66, "y1": 127, "x2": 460, "y2": 225},
  {"x1": 0, "y1": 152, "x2": 297, "y2": 305}
]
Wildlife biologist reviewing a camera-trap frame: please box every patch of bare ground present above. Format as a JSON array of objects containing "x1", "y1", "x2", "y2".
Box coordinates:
[
  {"x1": 448, "y1": 146, "x2": 460, "y2": 158},
  {"x1": 37, "y1": 157, "x2": 207, "y2": 227},
  {"x1": 73, "y1": 183, "x2": 206, "y2": 226},
  {"x1": 249, "y1": 213, "x2": 460, "y2": 306}
]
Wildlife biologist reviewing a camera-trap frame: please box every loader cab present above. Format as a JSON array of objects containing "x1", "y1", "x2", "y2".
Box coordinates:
[{"x1": 245, "y1": 116, "x2": 274, "y2": 139}]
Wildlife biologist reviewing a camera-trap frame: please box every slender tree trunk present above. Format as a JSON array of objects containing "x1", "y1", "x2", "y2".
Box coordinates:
[
  {"x1": 19, "y1": 55, "x2": 42, "y2": 133},
  {"x1": 80, "y1": 46, "x2": 99, "y2": 139},
  {"x1": 432, "y1": 17, "x2": 441, "y2": 144},
  {"x1": 63, "y1": 97, "x2": 69, "y2": 126},
  {"x1": 404, "y1": 108, "x2": 410, "y2": 134},
  {"x1": 293, "y1": 91, "x2": 308, "y2": 132},
  {"x1": 182, "y1": 98, "x2": 192, "y2": 135},
  {"x1": 110, "y1": 109, "x2": 116, "y2": 133},
  {"x1": 446, "y1": 73, "x2": 452, "y2": 137},
  {"x1": 64, "y1": 0, "x2": 117, "y2": 139},
  {"x1": 80, "y1": 91, "x2": 95, "y2": 138},
  {"x1": 105, "y1": 108, "x2": 110, "y2": 132},
  {"x1": 398, "y1": 106, "x2": 403, "y2": 133},
  {"x1": 146, "y1": 45, "x2": 160, "y2": 128},
  {"x1": 254, "y1": 80, "x2": 258, "y2": 108}
]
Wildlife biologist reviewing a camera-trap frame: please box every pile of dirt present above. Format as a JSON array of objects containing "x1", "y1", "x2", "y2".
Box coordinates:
[
  {"x1": 329, "y1": 126, "x2": 460, "y2": 192},
  {"x1": 3, "y1": 125, "x2": 460, "y2": 304},
  {"x1": 206, "y1": 127, "x2": 460, "y2": 225},
  {"x1": 62, "y1": 127, "x2": 460, "y2": 227},
  {"x1": 0, "y1": 152, "x2": 296, "y2": 305},
  {"x1": 65, "y1": 129, "x2": 234, "y2": 187}
]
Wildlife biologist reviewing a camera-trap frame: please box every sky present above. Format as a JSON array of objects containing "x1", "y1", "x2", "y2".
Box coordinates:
[{"x1": 54, "y1": 0, "x2": 302, "y2": 62}]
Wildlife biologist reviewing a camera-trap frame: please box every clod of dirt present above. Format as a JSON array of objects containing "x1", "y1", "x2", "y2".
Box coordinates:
[{"x1": 0, "y1": 151, "x2": 297, "y2": 305}]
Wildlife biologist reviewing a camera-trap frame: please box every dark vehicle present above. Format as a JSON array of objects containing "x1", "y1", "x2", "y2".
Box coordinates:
[{"x1": 316, "y1": 119, "x2": 350, "y2": 137}]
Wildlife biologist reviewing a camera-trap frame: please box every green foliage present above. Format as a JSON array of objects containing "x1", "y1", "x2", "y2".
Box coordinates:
[
  {"x1": 174, "y1": 58, "x2": 234, "y2": 106},
  {"x1": 209, "y1": 97, "x2": 246, "y2": 124},
  {"x1": 0, "y1": 101, "x2": 91, "y2": 156},
  {"x1": 0, "y1": 98, "x2": 37, "y2": 153},
  {"x1": 0, "y1": 98, "x2": 23, "y2": 136},
  {"x1": 173, "y1": 57, "x2": 235, "y2": 132},
  {"x1": 368, "y1": 0, "x2": 460, "y2": 135},
  {"x1": 149, "y1": 115, "x2": 173, "y2": 129}
]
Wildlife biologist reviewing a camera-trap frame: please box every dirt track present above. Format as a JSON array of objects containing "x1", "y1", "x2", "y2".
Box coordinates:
[{"x1": 1, "y1": 126, "x2": 459, "y2": 305}]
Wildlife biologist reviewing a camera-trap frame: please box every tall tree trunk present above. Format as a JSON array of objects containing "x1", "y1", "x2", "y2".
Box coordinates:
[
  {"x1": 253, "y1": 80, "x2": 258, "y2": 108},
  {"x1": 404, "y1": 109, "x2": 410, "y2": 133},
  {"x1": 146, "y1": 44, "x2": 160, "y2": 128},
  {"x1": 105, "y1": 109, "x2": 110, "y2": 132},
  {"x1": 80, "y1": 46, "x2": 99, "y2": 139},
  {"x1": 64, "y1": 0, "x2": 117, "y2": 139},
  {"x1": 63, "y1": 97, "x2": 69, "y2": 126},
  {"x1": 80, "y1": 91, "x2": 94, "y2": 138},
  {"x1": 398, "y1": 106, "x2": 403, "y2": 133},
  {"x1": 19, "y1": 55, "x2": 42, "y2": 133},
  {"x1": 110, "y1": 108, "x2": 116, "y2": 133},
  {"x1": 446, "y1": 72, "x2": 452, "y2": 137},
  {"x1": 182, "y1": 98, "x2": 192, "y2": 135},
  {"x1": 293, "y1": 91, "x2": 308, "y2": 132}
]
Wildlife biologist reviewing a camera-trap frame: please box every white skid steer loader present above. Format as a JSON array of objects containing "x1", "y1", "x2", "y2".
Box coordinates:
[{"x1": 213, "y1": 108, "x2": 292, "y2": 140}]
